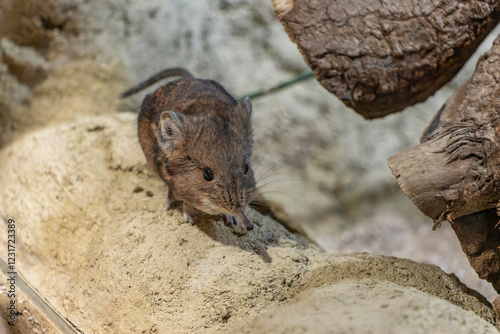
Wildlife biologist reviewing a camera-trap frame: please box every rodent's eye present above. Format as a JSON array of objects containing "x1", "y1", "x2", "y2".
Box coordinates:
[
  {"x1": 244, "y1": 163, "x2": 249, "y2": 175},
  {"x1": 203, "y1": 167, "x2": 214, "y2": 182}
]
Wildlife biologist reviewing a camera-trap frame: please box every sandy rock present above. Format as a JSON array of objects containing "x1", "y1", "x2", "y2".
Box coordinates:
[
  {"x1": 226, "y1": 281, "x2": 498, "y2": 334},
  {"x1": 0, "y1": 114, "x2": 497, "y2": 333}
]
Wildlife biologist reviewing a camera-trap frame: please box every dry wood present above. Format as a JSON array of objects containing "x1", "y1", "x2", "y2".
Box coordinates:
[
  {"x1": 389, "y1": 34, "x2": 500, "y2": 291},
  {"x1": 388, "y1": 126, "x2": 497, "y2": 223},
  {"x1": 272, "y1": 0, "x2": 500, "y2": 119},
  {"x1": 451, "y1": 209, "x2": 500, "y2": 292},
  {"x1": 388, "y1": 34, "x2": 500, "y2": 225}
]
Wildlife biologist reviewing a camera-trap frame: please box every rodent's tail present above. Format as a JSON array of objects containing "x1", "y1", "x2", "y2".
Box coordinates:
[{"x1": 120, "y1": 67, "x2": 194, "y2": 98}]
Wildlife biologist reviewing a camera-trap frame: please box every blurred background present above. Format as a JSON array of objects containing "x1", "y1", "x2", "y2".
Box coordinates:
[{"x1": 1, "y1": 0, "x2": 498, "y2": 300}]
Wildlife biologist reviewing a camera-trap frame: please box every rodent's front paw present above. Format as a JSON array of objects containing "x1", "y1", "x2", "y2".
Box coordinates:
[
  {"x1": 221, "y1": 214, "x2": 248, "y2": 236},
  {"x1": 221, "y1": 214, "x2": 238, "y2": 226},
  {"x1": 183, "y1": 213, "x2": 195, "y2": 225},
  {"x1": 222, "y1": 214, "x2": 254, "y2": 231},
  {"x1": 165, "y1": 199, "x2": 179, "y2": 211}
]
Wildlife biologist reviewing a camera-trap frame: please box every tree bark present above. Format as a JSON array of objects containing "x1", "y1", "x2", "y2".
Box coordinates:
[
  {"x1": 388, "y1": 33, "x2": 500, "y2": 225},
  {"x1": 388, "y1": 34, "x2": 500, "y2": 291},
  {"x1": 451, "y1": 209, "x2": 500, "y2": 292},
  {"x1": 272, "y1": 0, "x2": 500, "y2": 119}
]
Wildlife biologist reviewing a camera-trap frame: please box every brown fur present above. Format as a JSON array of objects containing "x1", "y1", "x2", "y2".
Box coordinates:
[{"x1": 126, "y1": 69, "x2": 256, "y2": 231}]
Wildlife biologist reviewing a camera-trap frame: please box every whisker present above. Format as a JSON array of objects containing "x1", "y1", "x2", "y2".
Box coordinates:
[
  {"x1": 251, "y1": 190, "x2": 287, "y2": 197},
  {"x1": 248, "y1": 198, "x2": 287, "y2": 210},
  {"x1": 250, "y1": 178, "x2": 305, "y2": 193},
  {"x1": 254, "y1": 168, "x2": 295, "y2": 185},
  {"x1": 252, "y1": 127, "x2": 289, "y2": 173},
  {"x1": 253, "y1": 140, "x2": 300, "y2": 183}
]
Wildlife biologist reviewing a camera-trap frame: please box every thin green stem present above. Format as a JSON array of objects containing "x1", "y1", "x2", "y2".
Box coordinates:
[{"x1": 238, "y1": 71, "x2": 314, "y2": 100}]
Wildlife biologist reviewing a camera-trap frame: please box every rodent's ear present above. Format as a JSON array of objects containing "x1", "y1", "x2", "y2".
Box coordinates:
[
  {"x1": 237, "y1": 97, "x2": 253, "y2": 124},
  {"x1": 158, "y1": 111, "x2": 184, "y2": 154}
]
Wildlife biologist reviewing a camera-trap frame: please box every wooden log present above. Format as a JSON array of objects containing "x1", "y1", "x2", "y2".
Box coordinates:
[
  {"x1": 388, "y1": 33, "x2": 500, "y2": 226},
  {"x1": 387, "y1": 129, "x2": 497, "y2": 223},
  {"x1": 451, "y1": 209, "x2": 500, "y2": 292},
  {"x1": 272, "y1": 0, "x2": 500, "y2": 119},
  {"x1": 389, "y1": 34, "x2": 500, "y2": 292}
]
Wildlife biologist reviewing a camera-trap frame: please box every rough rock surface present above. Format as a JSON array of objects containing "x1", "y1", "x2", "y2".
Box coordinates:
[{"x1": 0, "y1": 114, "x2": 498, "y2": 333}]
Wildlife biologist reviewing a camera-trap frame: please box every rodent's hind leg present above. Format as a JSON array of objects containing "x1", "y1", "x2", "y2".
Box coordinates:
[{"x1": 182, "y1": 203, "x2": 196, "y2": 225}]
